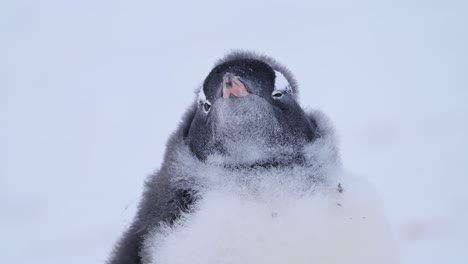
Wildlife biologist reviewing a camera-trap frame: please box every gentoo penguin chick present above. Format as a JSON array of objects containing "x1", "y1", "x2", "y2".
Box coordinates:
[{"x1": 108, "y1": 51, "x2": 397, "y2": 264}]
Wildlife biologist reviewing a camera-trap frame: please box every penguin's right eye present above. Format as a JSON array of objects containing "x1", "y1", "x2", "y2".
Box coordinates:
[{"x1": 202, "y1": 101, "x2": 211, "y2": 113}]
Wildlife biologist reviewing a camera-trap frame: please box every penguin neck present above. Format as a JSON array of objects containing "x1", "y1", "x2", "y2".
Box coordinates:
[
  {"x1": 167, "y1": 110, "x2": 342, "y2": 193},
  {"x1": 220, "y1": 154, "x2": 307, "y2": 171}
]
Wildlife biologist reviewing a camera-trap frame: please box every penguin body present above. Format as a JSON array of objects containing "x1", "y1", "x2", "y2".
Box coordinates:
[{"x1": 108, "y1": 51, "x2": 398, "y2": 264}]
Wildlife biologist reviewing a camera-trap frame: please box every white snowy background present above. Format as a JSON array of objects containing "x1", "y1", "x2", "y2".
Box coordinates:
[{"x1": 1, "y1": 0, "x2": 467, "y2": 263}]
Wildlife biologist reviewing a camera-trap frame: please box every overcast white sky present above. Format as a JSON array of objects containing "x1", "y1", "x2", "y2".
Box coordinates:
[{"x1": 1, "y1": 0, "x2": 467, "y2": 263}]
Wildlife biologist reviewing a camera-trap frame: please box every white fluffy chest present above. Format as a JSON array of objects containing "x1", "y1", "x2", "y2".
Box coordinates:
[{"x1": 142, "y1": 174, "x2": 398, "y2": 264}]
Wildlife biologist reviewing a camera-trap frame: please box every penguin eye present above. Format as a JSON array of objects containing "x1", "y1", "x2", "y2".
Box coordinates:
[
  {"x1": 272, "y1": 91, "x2": 283, "y2": 99},
  {"x1": 202, "y1": 101, "x2": 211, "y2": 113}
]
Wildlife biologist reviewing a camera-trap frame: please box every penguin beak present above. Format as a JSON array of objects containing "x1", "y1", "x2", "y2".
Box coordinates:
[{"x1": 222, "y1": 73, "x2": 250, "y2": 99}]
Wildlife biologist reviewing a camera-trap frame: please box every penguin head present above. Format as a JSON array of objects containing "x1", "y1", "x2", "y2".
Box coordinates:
[{"x1": 186, "y1": 52, "x2": 317, "y2": 166}]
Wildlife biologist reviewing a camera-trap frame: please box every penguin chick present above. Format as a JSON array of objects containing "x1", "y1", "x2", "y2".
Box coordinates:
[{"x1": 108, "y1": 51, "x2": 331, "y2": 264}]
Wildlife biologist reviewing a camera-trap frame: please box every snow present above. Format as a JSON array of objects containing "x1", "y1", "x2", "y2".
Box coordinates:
[{"x1": 1, "y1": 0, "x2": 467, "y2": 264}]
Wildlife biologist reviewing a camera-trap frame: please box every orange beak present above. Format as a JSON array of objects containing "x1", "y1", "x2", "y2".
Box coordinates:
[{"x1": 222, "y1": 73, "x2": 250, "y2": 98}]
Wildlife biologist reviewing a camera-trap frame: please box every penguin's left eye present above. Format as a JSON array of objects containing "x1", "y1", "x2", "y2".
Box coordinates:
[
  {"x1": 202, "y1": 101, "x2": 211, "y2": 113},
  {"x1": 272, "y1": 91, "x2": 283, "y2": 99}
]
